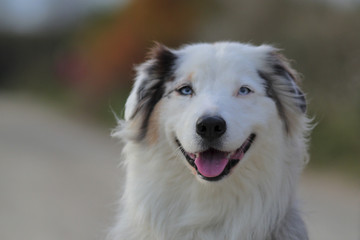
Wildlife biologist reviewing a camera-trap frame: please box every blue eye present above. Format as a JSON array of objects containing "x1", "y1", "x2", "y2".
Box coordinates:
[
  {"x1": 177, "y1": 85, "x2": 193, "y2": 96},
  {"x1": 238, "y1": 86, "x2": 252, "y2": 96}
]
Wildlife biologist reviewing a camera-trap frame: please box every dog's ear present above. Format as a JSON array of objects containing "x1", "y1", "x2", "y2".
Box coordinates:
[
  {"x1": 258, "y1": 49, "x2": 307, "y2": 133},
  {"x1": 124, "y1": 43, "x2": 177, "y2": 141}
]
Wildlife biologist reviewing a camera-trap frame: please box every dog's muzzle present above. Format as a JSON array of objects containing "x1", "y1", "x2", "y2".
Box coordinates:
[{"x1": 176, "y1": 133, "x2": 256, "y2": 181}]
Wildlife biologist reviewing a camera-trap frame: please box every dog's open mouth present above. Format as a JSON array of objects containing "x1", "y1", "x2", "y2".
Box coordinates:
[{"x1": 176, "y1": 134, "x2": 256, "y2": 181}]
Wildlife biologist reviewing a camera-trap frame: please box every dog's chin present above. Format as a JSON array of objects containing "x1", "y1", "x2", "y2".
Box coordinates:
[{"x1": 176, "y1": 134, "x2": 256, "y2": 182}]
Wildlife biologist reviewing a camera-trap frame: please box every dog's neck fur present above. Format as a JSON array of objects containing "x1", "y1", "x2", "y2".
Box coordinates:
[{"x1": 109, "y1": 133, "x2": 308, "y2": 240}]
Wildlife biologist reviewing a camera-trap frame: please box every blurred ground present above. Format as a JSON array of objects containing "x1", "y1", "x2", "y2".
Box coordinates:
[
  {"x1": 0, "y1": 93, "x2": 359, "y2": 240},
  {"x1": 0, "y1": 93, "x2": 123, "y2": 240}
]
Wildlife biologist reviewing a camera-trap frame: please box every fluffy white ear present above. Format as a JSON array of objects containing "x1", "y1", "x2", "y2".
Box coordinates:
[
  {"x1": 258, "y1": 49, "x2": 307, "y2": 134},
  {"x1": 119, "y1": 43, "x2": 177, "y2": 141}
]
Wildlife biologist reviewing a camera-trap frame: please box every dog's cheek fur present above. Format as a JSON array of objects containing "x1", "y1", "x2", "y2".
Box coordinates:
[
  {"x1": 146, "y1": 101, "x2": 162, "y2": 144},
  {"x1": 114, "y1": 44, "x2": 177, "y2": 142}
]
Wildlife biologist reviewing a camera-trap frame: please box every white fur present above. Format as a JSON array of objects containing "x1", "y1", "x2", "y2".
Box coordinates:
[{"x1": 110, "y1": 42, "x2": 311, "y2": 240}]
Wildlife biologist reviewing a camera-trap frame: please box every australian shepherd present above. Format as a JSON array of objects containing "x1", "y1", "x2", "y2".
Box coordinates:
[{"x1": 110, "y1": 42, "x2": 311, "y2": 240}]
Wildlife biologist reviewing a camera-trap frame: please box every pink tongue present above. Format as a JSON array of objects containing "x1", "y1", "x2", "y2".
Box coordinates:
[{"x1": 194, "y1": 149, "x2": 229, "y2": 178}]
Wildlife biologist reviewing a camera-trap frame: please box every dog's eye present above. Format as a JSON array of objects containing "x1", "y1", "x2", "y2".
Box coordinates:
[
  {"x1": 177, "y1": 85, "x2": 193, "y2": 96},
  {"x1": 238, "y1": 86, "x2": 252, "y2": 96}
]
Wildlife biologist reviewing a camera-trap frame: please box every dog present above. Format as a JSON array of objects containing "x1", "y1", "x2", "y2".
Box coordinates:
[{"x1": 110, "y1": 42, "x2": 311, "y2": 240}]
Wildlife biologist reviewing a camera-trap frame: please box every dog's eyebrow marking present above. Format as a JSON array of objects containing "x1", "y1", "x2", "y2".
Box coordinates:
[{"x1": 186, "y1": 72, "x2": 194, "y2": 82}]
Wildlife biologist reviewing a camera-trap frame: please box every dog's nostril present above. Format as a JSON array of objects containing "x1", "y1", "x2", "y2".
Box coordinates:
[
  {"x1": 214, "y1": 125, "x2": 222, "y2": 132},
  {"x1": 198, "y1": 124, "x2": 207, "y2": 134},
  {"x1": 196, "y1": 116, "x2": 226, "y2": 141}
]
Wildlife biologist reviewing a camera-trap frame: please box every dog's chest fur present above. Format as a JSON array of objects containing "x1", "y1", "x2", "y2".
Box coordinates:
[{"x1": 110, "y1": 142, "x2": 305, "y2": 240}]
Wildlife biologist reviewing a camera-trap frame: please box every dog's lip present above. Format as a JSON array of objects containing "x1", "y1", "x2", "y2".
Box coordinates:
[{"x1": 176, "y1": 133, "x2": 256, "y2": 181}]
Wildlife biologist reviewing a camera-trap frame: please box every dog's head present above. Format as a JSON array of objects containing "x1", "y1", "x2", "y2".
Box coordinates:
[{"x1": 116, "y1": 42, "x2": 308, "y2": 182}]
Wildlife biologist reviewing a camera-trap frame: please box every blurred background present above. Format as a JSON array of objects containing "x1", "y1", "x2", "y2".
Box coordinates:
[{"x1": 0, "y1": 0, "x2": 359, "y2": 239}]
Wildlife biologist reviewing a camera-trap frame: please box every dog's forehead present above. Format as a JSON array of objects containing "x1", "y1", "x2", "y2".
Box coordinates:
[{"x1": 174, "y1": 42, "x2": 270, "y2": 85}]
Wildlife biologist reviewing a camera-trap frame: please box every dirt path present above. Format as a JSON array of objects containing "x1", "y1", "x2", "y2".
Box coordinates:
[
  {"x1": 0, "y1": 93, "x2": 359, "y2": 240},
  {"x1": 300, "y1": 171, "x2": 360, "y2": 240}
]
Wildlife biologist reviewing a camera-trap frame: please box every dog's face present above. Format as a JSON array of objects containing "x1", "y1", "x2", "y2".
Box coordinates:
[{"x1": 122, "y1": 42, "x2": 306, "y2": 182}]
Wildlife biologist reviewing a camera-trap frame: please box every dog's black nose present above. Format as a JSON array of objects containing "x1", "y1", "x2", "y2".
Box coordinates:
[{"x1": 196, "y1": 116, "x2": 226, "y2": 141}]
